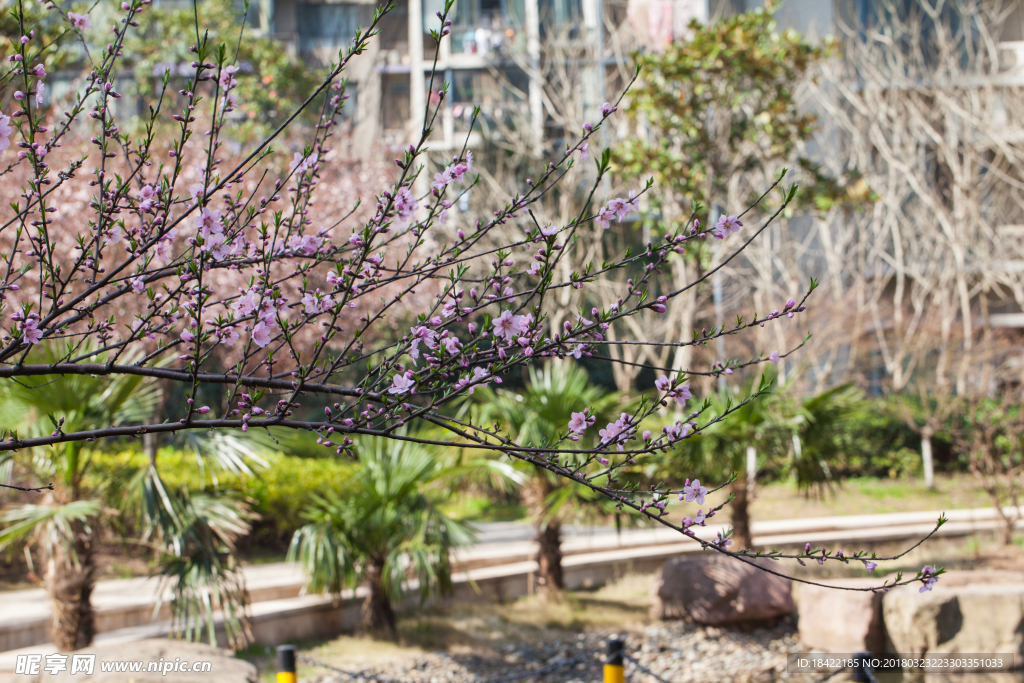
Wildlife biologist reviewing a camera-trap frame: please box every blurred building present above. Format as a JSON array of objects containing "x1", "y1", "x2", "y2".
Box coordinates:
[
  {"x1": 252, "y1": 0, "x2": 737, "y2": 156},
  {"x1": 252, "y1": 0, "x2": 1024, "y2": 154}
]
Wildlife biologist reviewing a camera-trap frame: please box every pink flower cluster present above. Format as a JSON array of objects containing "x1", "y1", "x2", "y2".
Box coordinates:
[
  {"x1": 654, "y1": 373, "x2": 692, "y2": 407},
  {"x1": 10, "y1": 310, "x2": 41, "y2": 344},
  {"x1": 596, "y1": 191, "x2": 640, "y2": 229},
  {"x1": 567, "y1": 409, "x2": 596, "y2": 439},
  {"x1": 432, "y1": 151, "x2": 473, "y2": 190},
  {"x1": 711, "y1": 214, "x2": 742, "y2": 239}
]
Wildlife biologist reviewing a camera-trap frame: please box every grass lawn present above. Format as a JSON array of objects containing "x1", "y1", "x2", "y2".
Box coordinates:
[{"x1": 746, "y1": 473, "x2": 993, "y2": 520}]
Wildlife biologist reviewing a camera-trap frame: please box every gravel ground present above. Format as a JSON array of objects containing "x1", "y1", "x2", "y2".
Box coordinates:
[{"x1": 302, "y1": 617, "x2": 806, "y2": 683}]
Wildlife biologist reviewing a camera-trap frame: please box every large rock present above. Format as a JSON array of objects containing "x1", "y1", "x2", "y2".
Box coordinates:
[
  {"x1": 650, "y1": 554, "x2": 793, "y2": 626},
  {"x1": 36, "y1": 638, "x2": 258, "y2": 683},
  {"x1": 795, "y1": 578, "x2": 885, "y2": 653},
  {"x1": 883, "y1": 570, "x2": 1024, "y2": 665}
]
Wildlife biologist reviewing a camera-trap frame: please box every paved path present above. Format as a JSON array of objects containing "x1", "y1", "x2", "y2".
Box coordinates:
[{"x1": 0, "y1": 505, "x2": 1019, "y2": 666}]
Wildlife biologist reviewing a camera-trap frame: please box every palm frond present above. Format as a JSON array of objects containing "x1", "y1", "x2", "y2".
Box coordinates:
[{"x1": 0, "y1": 500, "x2": 102, "y2": 565}]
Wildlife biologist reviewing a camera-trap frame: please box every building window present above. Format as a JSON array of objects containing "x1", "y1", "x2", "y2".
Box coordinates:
[{"x1": 297, "y1": 3, "x2": 370, "y2": 53}]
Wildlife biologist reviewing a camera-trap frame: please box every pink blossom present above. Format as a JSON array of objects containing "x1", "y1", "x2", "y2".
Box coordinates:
[
  {"x1": 154, "y1": 238, "x2": 173, "y2": 260},
  {"x1": 0, "y1": 113, "x2": 13, "y2": 155},
  {"x1": 449, "y1": 161, "x2": 469, "y2": 182},
  {"x1": 251, "y1": 321, "x2": 272, "y2": 347},
  {"x1": 258, "y1": 299, "x2": 278, "y2": 325},
  {"x1": 695, "y1": 509, "x2": 706, "y2": 525},
  {"x1": 389, "y1": 372, "x2": 415, "y2": 395},
  {"x1": 579, "y1": 141, "x2": 589, "y2": 160},
  {"x1": 769, "y1": 350, "x2": 780, "y2": 363},
  {"x1": 465, "y1": 366, "x2": 490, "y2": 395},
  {"x1": 432, "y1": 167, "x2": 454, "y2": 190},
  {"x1": 395, "y1": 186, "x2": 418, "y2": 224},
  {"x1": 673, "y1": 381, "x2": 691, "y2": 406},
  {"x1": 131, "y1": 277, "x2": 145, "y2": 294},
  {"x1": 20, "y1": 317, "x2": 42, "y2": 344},
  {"x1": 195, "y1": 207, "x2": 223, "y2": 239},
  {"x1": 203, "y1": 231, "x2": 227, "y2": 257},
  {"x1": 138, "y1": 185, "x2": 156, "y2": 211},
  {"x1": 568, "y1": 411, "x2": 588, "y2": 434},
  {"x1": 181, "y1": 327, "x2": 195, "y2": 343},
  {"x1": 664, "y1": 421, "x2": 692, "y2": 440},
  {"x1": 540, "y1": 224, "x2": 559, "y2": 237},
  {"x1": 492, "y1": 309, "x2": 527, "y2": 342},
  {"x1": 219, "y1": 64, "x2": 239, "y2": 89},
  {"x1": 528, "y1": 261, "x2": 542, "y2": 276},
  {"x1": 598, "y1": 413, "x2": 635, "y2": 448},
  {"x1": 288, "y1": 234, "x2": 321, "y2": 255},
  {"x1": 864, "y1": 561, "x2": 877, "y2": 573},
  {"x1": 600, "y1": 102, "x2": 615, "y2": 116},
  {"x1": 712, "y1": 214, "x2": 742, "y2": 239},
  {"x1": 219, "y1": 326, "x2": 240, "y2": 346},
  {"x1": 290, "y1": 151, "x2": 317, "y2": 174},
  {"x1": 655, "y1": 374, "x2": 671, "y2": 392},
  {"x1": 33, "y1": 64, "x2": 45, "y2": 79},
  {"x1": 68, "y1": 11, "x2": 91, "y2": 28},
  {"x1": 35, "y1": 82, "x2": 44, "y2": 107},
  {"x1": 919, "y1": 565, "x2": 938, "y2": 592},
  {"x1": 681, "y1": 479, "x2": 707, "y2": 505},
  {"x1": 301, "y1": 290, "x2": 333, "y2": 315},
  {"x1": 607, "y1": 198, "x2": 629, "y2": 221},
  {"x1": 232, "y1": 289, "x2": 259, "y2": 317}
]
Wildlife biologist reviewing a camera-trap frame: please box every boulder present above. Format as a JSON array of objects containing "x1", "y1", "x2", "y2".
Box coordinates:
[
  {"x1": 882, "y1": 570, "x2": 1024, "y2": 665},
  {"x1": 795, "y1": 578, "x2": 885, "y2": 653},
  {"x1": 37, "y1": 638, "x2": 258, "y2": 683},
  {"x1": 650, "y1": 554, "x2": 793, "y2": 626}
]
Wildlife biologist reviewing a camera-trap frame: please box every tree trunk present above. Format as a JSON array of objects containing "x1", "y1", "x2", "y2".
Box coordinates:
[
  {"x1": 360, "y1": 559, "x2": 397, "y2": 639},
  {"x1": 536, "y1": 520, "x2": 563, "y2": 595},
  {"x1": 746, "y1": 446, "x2": 757, "y2": 499},
  {"x1": 921, "y1": 430, "x2": 935, "y2": 490},
  {"x1": 523, "y1": 476, "x2": 563, "y2": 596},
  {"x1": 45, "y1": 521, "x2": 95, "y2": 651},
  {"x1": 730, "y1": 479, "x2": 752, "y2": 550}
]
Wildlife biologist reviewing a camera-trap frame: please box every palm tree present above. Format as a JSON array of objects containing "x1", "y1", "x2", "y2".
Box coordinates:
[
  {"x1": 669, "y1": 380, "x2": 787, "y2": 549},
  {"x1": 0, "y1": 342, "x2": 266, "y2": 649},
  {"x1": 477, "y1": 362, "x2": 621, "y2": 596},
  {"x1": 666, "y1": 374, "x2": 860, "y2": 549},
  {"x1": 287, "y1": 435, "x2": 492, "y2": 638},
  {"x1": 0, "y1": 344, "x2": 160, "y2": 650},
  {"x1": 787, "y1": 383, "x2": 863, "y2": 493}
]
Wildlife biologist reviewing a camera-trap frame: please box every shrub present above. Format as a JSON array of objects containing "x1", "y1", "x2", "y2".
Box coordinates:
[{"x1": 86, "y1": 448, "x2": 356, "y2": 548}]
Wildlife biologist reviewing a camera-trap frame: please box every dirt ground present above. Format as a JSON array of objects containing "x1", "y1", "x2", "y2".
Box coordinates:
[{"x1": 236, "y1": 531, "x2": 1024, "y2": 683}]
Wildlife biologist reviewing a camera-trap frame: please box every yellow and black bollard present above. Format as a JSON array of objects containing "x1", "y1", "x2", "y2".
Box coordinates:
[
  {"x1": 277, "y1": 645, "x2": 297, "y2": 683},
  {"x1": 604, "y1": 636, "x2": 624, "y2": 683}
]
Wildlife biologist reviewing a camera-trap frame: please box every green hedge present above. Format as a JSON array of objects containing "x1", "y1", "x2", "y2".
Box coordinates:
[{"x1": 86, "y1": 448, "x2": 355, "y2": 548}]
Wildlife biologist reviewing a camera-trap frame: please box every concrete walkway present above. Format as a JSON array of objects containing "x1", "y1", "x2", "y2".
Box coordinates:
[{"x1": 0, "y1": 506, "x2": 1019, "y2": 669}]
